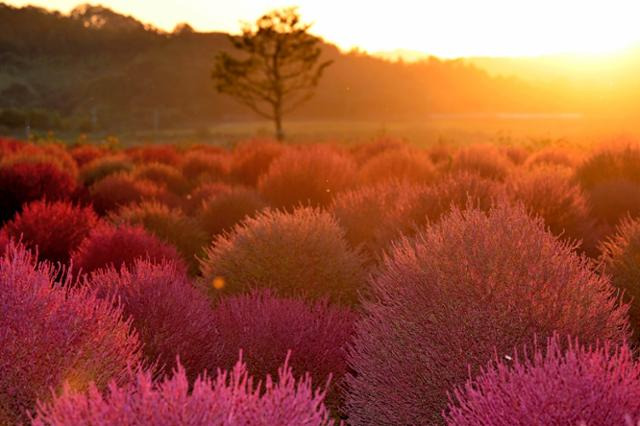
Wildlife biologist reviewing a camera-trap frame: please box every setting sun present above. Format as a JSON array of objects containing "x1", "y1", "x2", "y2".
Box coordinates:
[{"x1": 8, "y1": 0, "x2": 640, "y2": 57}]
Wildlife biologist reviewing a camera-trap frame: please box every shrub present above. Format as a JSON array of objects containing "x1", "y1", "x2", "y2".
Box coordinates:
[
  {"x1": 525, "y1": 146, "x2": 580, "y2": 169},
  {"x1": 345, "y1": 204, "x2": 629, "y2": 425},
  {"x1": 358, "y1": 149, "x2": 435, "y2": 185},
  {"x1": 258, "y1": 146, "x2": 356, "y2": 209},
  {"x1": 0, "y1": 160, "x2": 77, "y2": 223},
  {"x1": 69, "y1": 145, "x2": 107, "y2": 167},
  {"x1": 33, "y1": 356, "x2": 336, "y2": 426},
  {"x1": 350, "y1": 137, "x2": 408, "y2": 165},
  {"x1": 198, "y1": 186, "x2": 267, "y2": 237},
  {"x1": 451, "y1": 144, "x2": 512, "y2": 180},
  {"x1": 0, "y1": 242, "x2": 141, "y2": 424},
  {"x1": 71, "y1": 224, "x2": 185, "y2": 275},
  {"x1": 600, "y1": 216, "x2": 640, "y2": 341},
  {"x1": 184, "y1": 182, "x2": 233, "y2": 214},
  {"x1": 127, "y1": 145, "x2": 181, "y2": 165},
  {"x1": 576, "y1": 143, "x2": 640, "y2": 191},
  {"x1": 445, "y1": 336, "x2": 640, "y2": 425},
  {"x1": 5, "y1": 144, "x2": 79, "y2": 180},
  {"x1": 109, "y1": 202, "x2": 207, "y2": 274},
  {"x1": 210, "y1": 291, "x2": 355, "y2": 401},
  {"x1": 180, "y1": 150, "x2": 230, "y2": 183},
  {"x1": 1, "y1": 200, "x2": 99, "y2": 264},
  {"x1": 131, "y1": 163, "x2": 189, "y2": 195},
  {"x1": 588, "y1": 179, "x2": 640, "y2": 225},
  {"x1": 508, "y1": 165, "x2": 596, "y2": 253},
  {"x1": 80, "y1": 155, "x2": 134, "y2": 186},
  {"x1": 86, "y1": 260, "x2": 217, "y2": 377},
  {"x1": 231, "y1": 139, "x2": 285, "y2": 185},
  {"x1": 200, "y1": 207, "x2": 365, "y2": 304},
  {"x1": 501, "y1": 145, "x2": 529, "y2": 165},
  {"x1": 89, "y1": 173, "x2": 165, "y2": 215}
]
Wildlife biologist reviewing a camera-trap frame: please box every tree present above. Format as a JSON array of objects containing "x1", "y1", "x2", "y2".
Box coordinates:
[{"x1": 212, "y1": 8, "x2": 332, "y2": 140}]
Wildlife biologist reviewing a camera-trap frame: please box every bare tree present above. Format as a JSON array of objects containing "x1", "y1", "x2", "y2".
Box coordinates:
[{"x1": 212, "y1": 8, "x2": 332, "y2": 140}]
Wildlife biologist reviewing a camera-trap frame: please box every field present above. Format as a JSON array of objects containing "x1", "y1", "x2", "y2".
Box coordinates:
[{"x1": 3, "y1": 131, "x2": 640, "y2": 424}]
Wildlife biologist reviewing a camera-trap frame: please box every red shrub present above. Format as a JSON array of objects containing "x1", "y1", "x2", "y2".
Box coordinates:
[
  {"x1": 197, "y1": 186, "x2": 268, "y2": 237},
  {"x1": 587, "y1": 179, "x2": 640, "y2": 225},
  {"x1": 33, "y1": 356, "x2": 336, "y2": 426},
  {"x1": 576, "y1": 143, "x2": 640, "y2": 190},
  {"x1": 71, "y1": 224, "x2": 185, "y2": 275},
  {"x1": 445, "y1": 336, "x2": 640, "y2": 425},
  {"x1": 358, "y1": 148, "x2": 436, "y2": 185},
  {"x1": 131, "y1": 163, "x2": 189, "y2": 195},
  {"x1": 0, "y1": 161, "x2": 77, "y2": 223},
  {"x1": 350, "y1": 137, "x2": 408, "y2": 165},
  {"x1": 184, "y1": 182, "x2": 233, "y2": 214},
  {"x1": 2, "y1": 200, "x2": 99, "y2": 264},
  {"x1": 345, "y1": 204, "x2": 629, "y2": 425},
  {"x1": 127, "y1": 145, "x2": 181, "y2": 165},
  {"x1": 525, "y1": 146, "x2": 581, "y2": 169},
  {"x1": 258, "y1": 146, "x2": 356, "y2": 209},
  {"x1": 231, "y1": 139, "x2": 285, "y2": 185},
  {"x1": 508, "y1": 165, "x2": 597, "y2": 253},
  {"x1": 451, "y1": 144, "x2": 512, "y2": 180},
  {"x1": 89, "y1": 173, "x2": 165, "y2": 215},
  {"x1": 200, "y1": 207, "x2": 365, "y2": 304},
  {"x1": 0, "y1": 137, "x2": 24, "y2": 158},
  {"x1": 180, "y1": 150, "x2": 230, "y2": 183},
  {"x1": 69, "y1": 145, "x2": 107, "y2": 167},
  {"x1": 210, "y1": 291, "x2": 355, "y2": 400},
  {"x1": 501, "y1": 145, "x2": 530, "y2": 165},
  {"x1": 79, "y1": 155, "x2": 134, "y2": 187},
  {"x1": 0, "y1": 242, "x2": 142, "y2": 424},
  {"x1": 86, "y1": 260, "x2": 217, "y2": 377}
]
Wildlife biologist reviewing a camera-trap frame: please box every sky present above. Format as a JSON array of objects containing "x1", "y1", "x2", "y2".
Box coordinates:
[{"x1": 8, "y1": 0, "x2": 640, "y2": 58}]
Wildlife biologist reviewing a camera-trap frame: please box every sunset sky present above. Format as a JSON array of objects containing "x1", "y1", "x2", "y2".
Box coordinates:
[{"x1": 9, "y1": 0, "x2": 640, "y2": 57}]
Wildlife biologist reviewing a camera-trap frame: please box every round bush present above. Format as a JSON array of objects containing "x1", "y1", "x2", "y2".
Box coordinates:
[
  {"x1": 451, "y1": 144, "x2": 512, "y2": 180},
  {"x1": 109, "y1": 202, "x2": 207, "y2": 274},
  {"x1": 210, "y1": 291, "x2": 355, "y2": 401},
  {"x1": 525, "y1": 146, "x2": 580, "y2": 169},
  {"x1": 345, "y1": 204, "x2": 630, "y2": 425},
  {"x1": 184, "y1": 182, "x2": 233, "y2": 214},
  {"x1": 258, "y1": 146, "x2": 356, "y2": 209},
  {"x1": 180, "y1": 150, "x2": 230, "y2": 183},
  {"x1": 231, "y1": 139, "x2": 285, "y2": 185},
  {"x1": 69, "y1": 145, "x2": 107, "y2": 167},
  {"x1": 0, "y1": 160, "x2": 77, "y2": 223},
  {"x1": 33, "y1": 356, "x2": 336, "y2": 426},
  {"x1": 197, "y1": 186, "x2": 268, "y2": 237},
  {"x1": 71, "y1": 224, "x2": 185, "y2": 275},
  {"x1": 587, "y1": 179, "x2": 640, "y2": 225},
  {"x1": 131, "y1": 163, "x2": 189, "y2": 195},
  {"x1": 358, "y1": 148, "x2": 435, "y2": 185},
  {"x1": 1, "y1": 200, "x2": 99, "y2": 264},
  {"x1": 501, "y1": 145, "x2": 529, "y2": 165},
  {"x1": 576, "y1": 143, "x2": 640, "y2": 191},
  {"x1": 127, "y1": 144, "x2": 181, "y2": 165},
  {"x1": 350, "y1": 137, "x2": 408, "y2": 165},
  {"x1": 200, "y1": 207, "x2": 365, "y2": 304},
  {"x1": 600, "y1": 216, "x2": 640, "y2": 341},
  {"x1": 0, "y1": 242, "x2": 142, "y2": 424},
  {"x1": 86, "y1": 259, "x2": 217, "y2": 378},
  {"x1": 89, "y1": 173, "x2": 165, "y2": 215},
  {"x1": 79, "y1": 155, "x2": 133, "y2": 187},
  {"x1": 445, "y1": 336, "x2": 640, "y2": 425}
]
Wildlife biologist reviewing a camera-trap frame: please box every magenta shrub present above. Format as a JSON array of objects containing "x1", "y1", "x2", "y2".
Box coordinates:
[
  {"x1": 2, "y1": 200, "x2": 99, "y2": 264},
  {"x1": 445, "y1": 336, "x2": 640, "y2": 425},
  {"x1": 345, "y1": 204, "x2": 630, "y2": 425},
  {"x1": 200, "y1": 207, "x2": 365, "y2": 304},
  {"x1": 89, "y1": 173, "x2": 166, "y2": 215},
  {"x1": 71, "y1": 224, "x2": 186, "y2": 275},
  {"x1": 258, "y1": 146, "x2": 356, "y2": 209},
  {"x1": 0, "y1": 242, "x2": 142, "y2": 424},
  {"x1": 86, "y1": 259, "x2": 217, "y2": 377},
  {"x1": 33, "y1": 356, "x2": 336, "y2": 426}
]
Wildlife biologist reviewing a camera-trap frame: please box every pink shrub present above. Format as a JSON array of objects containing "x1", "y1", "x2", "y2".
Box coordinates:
[
  {"x1": 184, "y1": 182, "x2": 234, "y2": 214},
  {"x1": 1, "y1": 200, "x2": 99, "y2": 264},
  {"x1": 0, "y1": 160, "x2": 77, "y2": 222},
  {"x1": 89, "y1": 173, "x2": 165, "y2": 215},
  {"x1": 258, "y1": 146, "x2": 356, "y2": 209},
  {"x1": 211, "y1": 291, "x2": 355, "y2": 405},
  {"x1": 445, "y1": 336, "x2": 640, "y2": 425},
  {"x1": 180, "y1": 150, "x2": 230, "y2": 183},
  {"x1": 33, "y1": 356, "x2": 335, "y2": 426},
  {"x1": 86, "y1": 260, "x2": 217, "y2": 377},
  {"x1": 200, "y1": 207, "x2": 365, "y2": 304},
  {"x1": 358, "y1": 148, "x2": 436, "y2": 185},
  {"x1": 451, "y1": 144, "x2": 512, "y2": 180},
  {"x1": 345, "y1": 204, "x2": 630, "y2": 425},
  {"x1": 230, "y1": 139, "x2": 285, "y2": 185},
  {"x1": 71, "y1": 224, "x2": 185, "y2": 275},
  {"x1": 198, "y1": 186, "x2": 268, "y2": 237},
  {"x1": 0, "y1": 242, "x2": 142, "y2": 424}
]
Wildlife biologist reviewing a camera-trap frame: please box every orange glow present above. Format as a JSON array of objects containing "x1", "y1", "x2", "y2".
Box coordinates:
[{"x1": 212, "y1": 276, "x2": 226, "y2": 290}]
